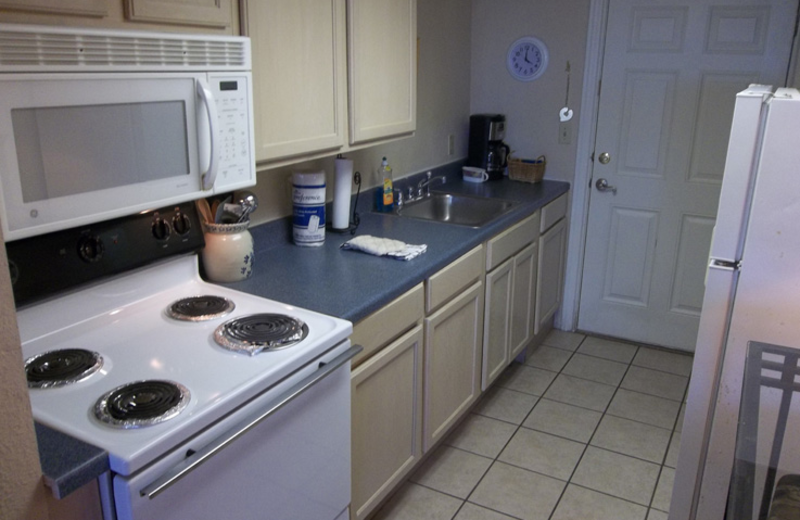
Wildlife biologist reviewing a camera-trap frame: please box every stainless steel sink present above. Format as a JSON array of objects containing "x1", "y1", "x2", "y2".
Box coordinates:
[{"x1": 394, "y1": 192, "x2": 519, "y2": 227}]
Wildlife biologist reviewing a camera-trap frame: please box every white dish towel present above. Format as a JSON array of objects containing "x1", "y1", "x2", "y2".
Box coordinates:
[{"x1": 341, "y1": 235, "x2": 427, "y2": 261}]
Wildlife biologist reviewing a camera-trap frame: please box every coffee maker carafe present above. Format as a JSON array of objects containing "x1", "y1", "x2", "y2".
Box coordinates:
[{"x1": 468, "y1": 114, "x2": 511, "y2": 180}]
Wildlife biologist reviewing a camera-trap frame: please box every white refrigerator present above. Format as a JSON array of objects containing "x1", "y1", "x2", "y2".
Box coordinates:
[{"x1": 670, "y1": 86, "x2": 800, "y2": 520}]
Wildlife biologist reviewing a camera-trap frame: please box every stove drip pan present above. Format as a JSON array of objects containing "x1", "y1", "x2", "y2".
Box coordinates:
[
  {"x1": 95, "y1": 380, "x2": 190, "y2": 429},
  {"x1": 214, "y1": 313, "x2": 308, "y2": 355},
  {"x1": 166, "y1": 295, "x2": 235, "y2": 322},
  {"x1": 25, "y1": 349, "x2": 103, "y2": 388}
]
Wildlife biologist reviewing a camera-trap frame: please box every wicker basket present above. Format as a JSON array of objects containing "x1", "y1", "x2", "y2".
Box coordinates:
[{"x1": 508, "y1": 155, "x2": 546, "y2": 183}]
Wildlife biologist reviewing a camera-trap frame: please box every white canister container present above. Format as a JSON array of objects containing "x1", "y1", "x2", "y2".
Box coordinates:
[
  {"x1": 201, "y1": 221, "x2": 254, "y2": 282},
  {"x1": 292, "y1": 171, "x2": 326, "y2": 247}
]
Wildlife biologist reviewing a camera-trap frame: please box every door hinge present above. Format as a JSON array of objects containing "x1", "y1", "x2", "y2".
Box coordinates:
[{"x1": 710, "y1": 259, "x2": 741, "y2": 270}]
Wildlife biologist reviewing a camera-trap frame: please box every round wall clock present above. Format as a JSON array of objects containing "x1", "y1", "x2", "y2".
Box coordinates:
[{"x1": 507, "y1": 36, "x2": 549, "y2": 81}]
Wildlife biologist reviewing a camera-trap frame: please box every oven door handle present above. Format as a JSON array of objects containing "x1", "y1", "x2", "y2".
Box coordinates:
[{"x1": 139, "y1": 343, "x2": 362, "y2": 500}]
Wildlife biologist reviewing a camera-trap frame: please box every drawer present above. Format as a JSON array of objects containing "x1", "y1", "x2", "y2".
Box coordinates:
[
  {"x1": 351, "y1": 283, "x2": 424, "y2": 367},
  {"x1": 485, "y1": 212, "x2": 539, "y2": 271},
  {"x1": 540, "y1": 193, "x2": 568, "y2": 233},
  {"x1": 426, "y1": 245, "x2": 484, "y2": 314}
]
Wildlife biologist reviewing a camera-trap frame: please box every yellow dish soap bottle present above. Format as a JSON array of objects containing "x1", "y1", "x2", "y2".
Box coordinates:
[{"x1": 375, "y1": 156, "x2": 394, "y2": 212}]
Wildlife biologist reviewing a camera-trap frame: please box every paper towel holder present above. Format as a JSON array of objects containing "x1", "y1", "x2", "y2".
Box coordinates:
[{"x1": 328, "y1": 154, "x2": 361, "y2": 235}]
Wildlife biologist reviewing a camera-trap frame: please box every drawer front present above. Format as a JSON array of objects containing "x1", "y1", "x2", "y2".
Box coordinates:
[
  {"x1": 485, "y1": 212, "x2": 539, "y2": 271},
  {"x1": 426, "y1": 245, "x2": 484, "y2": 314},
  {"x1": 352, "y1": 283, "x2": 424, "y2": 367},
  {"x1": 540, "y1": 193, "x2": 568, "y2": 233}
]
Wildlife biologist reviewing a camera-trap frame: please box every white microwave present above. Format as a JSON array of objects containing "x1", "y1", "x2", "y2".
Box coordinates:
[{"x1": 0, "y1": 24, "x2": 256, "y2": 241}]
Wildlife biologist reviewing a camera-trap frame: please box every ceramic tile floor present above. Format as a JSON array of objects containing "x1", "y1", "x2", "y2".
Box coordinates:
[{"x1": 371, "y1": 330, "x2": 692, "y2": 520}]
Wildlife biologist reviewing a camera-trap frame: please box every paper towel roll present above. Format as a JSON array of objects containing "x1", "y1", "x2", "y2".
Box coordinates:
[{"x1": 332, "y1": 157, "x2": 353, "y2": 230}]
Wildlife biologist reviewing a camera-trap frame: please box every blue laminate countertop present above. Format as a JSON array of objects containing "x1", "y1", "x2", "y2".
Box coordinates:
[
  {"x1": 35, "y1": 422, "x2": 109, "y2": 499},
  {"x1": 222, "y1": 173, "x2": 570, "y2": 323},
  {"x1": 37, "y1": 165, "x2": 569, "y2": 499}
]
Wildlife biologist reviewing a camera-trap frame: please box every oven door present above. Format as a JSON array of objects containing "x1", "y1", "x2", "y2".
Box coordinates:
[
  {"x1": 112, "y1": 342, "x2": 356, "y2": 520},
  {"x1": 0, "y1": 72, "x2": 252, "y2": 241}
]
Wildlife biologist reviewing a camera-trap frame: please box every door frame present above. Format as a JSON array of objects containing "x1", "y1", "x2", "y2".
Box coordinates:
[
  {"x1": 560, "y1": 0, "x2": 800, "y2": 332},
  {"x1": 559, "y1": 0, "x2": 609, "y2": 331}
]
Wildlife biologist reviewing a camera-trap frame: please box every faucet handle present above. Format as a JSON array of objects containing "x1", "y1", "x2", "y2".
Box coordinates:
[{"x1": 394, "y1": 189, "x2": 403, "y2": 207}]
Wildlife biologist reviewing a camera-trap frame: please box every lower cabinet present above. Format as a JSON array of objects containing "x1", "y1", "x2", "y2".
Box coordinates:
[
  {"x1": 536, "y1": 217, "x2": 567, "y2": 334},
  {"x1": 482, "y1": 213, "x2": 540, "y2": 390},
  {"x1": 349, "y1": 194, "x2": 569, "y2": 519},
  {"x1": 509, "y1": 242, "x2": 538, "y2": 359},
  {"x1": 351, "y1": 325, "x2": 423, "y2": 520},
  {"x1": 423, "y1": 280, "x2": 484, "y2": 452},
  {"x1": 482, "y1": 259, "x2": 513, "y2": 389}
]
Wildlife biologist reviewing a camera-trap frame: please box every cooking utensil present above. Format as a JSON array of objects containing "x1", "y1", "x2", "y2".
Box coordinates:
[
  {"x1": 236, "y1": 192, "x2": 258, "y2": 223},
  {"x1": 196, "y1": 199, "x2": 214, "y2": 224}
]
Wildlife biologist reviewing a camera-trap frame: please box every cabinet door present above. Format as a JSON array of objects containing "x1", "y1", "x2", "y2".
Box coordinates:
[
  {"x1": 536, "y1": 218, "x2": 567, "y2": 334},
  {"x1": 124, "y1": 0, "x2": 232, "y2": 27},
  {"x1": 347, "y1": 0, "x2": 416, "y2": 144},
  {"x1": 351, "y1": 325, "x2": 423, "y2": 520},
  {"x1": 244, "y1": 0, "x2": 347, "y2": 161},
  {"x1": 510, "y1": 242, "x2": 537, "y2": 359},
  {"x1": 482, "y1": 259, "x2": 512, "y2": 391},
  {"x1": 423, "y1": 281, "x2": 483, "y2": 452},
  {"x1": 0, "y1": 0, "x2": 106, "y2": 16}
]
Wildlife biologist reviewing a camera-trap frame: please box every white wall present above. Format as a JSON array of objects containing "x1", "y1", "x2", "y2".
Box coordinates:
[
  {"x1": 249, "y1": 0, "x2": 473, "y2": 226},
  {"x1": 470, "y1": 0, "x2": 591, "y2": 184}
]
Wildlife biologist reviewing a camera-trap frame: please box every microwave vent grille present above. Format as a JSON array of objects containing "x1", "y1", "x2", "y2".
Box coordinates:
[{"x1": 0, "y1": 29, "x2": 248, "y2": 70}]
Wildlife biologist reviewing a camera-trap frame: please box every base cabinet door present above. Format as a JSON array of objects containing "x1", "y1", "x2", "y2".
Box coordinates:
[
  {"x1": 510, "y1": 242, "x2": 537, "y2": 359},
  {"x1": 423, "y1": 281, "x2": 483, "y2": 452},
  {"x1": 482, "y1": 259, "x2": 512, "y2": 390},
  {"x1": 351, "y1": 326, "x2": 423, "y2": 520},
  {"x1": 536, "y1": 218, "x2": 566, "y2": 334}
]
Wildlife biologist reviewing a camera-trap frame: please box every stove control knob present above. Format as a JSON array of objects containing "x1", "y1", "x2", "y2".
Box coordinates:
[
  {"x1": 151, "y1": 217, "x2": 171, "y2": 241},
  {"x1": 172, "y1": 212, "x2": 192, "y2": 236},
  {"x1": 78, "y1": 235, "x2": 104, "y2": 263}
]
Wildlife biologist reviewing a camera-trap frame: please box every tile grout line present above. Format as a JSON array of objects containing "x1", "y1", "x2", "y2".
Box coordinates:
[
  {"x1": 395, "y1": 332, "x2": 688, "y2": 520},
  {"x1": 461, "y1": 337, "x2": 582, "y2": 520},
  {"x1": 546, "y1": 342, "x2": 640, "y2": 518}
]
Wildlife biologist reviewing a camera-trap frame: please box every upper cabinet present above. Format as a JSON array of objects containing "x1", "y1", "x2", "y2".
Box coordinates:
[
  {"x1": 347, "y1": 0, "x2": 416, "y2": 145},
  {"x1": 245, "y1": 0, "x2": 417, "y2": 164},
  {"x1": 0, "y1": 0, "x2": 107, "y2": 17},
  {"x1": 243, "y1": 0, "x2": 348, "y2": 162},
  {"x1": 0, "y1": 0, "x2": 236, "y2": 33},
  {"x1": 124, "y1": 0, "x2": 233, "y2": 28}
]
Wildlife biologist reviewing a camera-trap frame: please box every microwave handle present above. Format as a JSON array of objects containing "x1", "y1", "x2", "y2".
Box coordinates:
[{"x1": 196, "y1": 80, "x2": 219, "y2": 190}]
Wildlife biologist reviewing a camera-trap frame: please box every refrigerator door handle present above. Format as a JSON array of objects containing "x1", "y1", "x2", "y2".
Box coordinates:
[{"x1": 709, "y1": 259, "x2": 741, "y2": 271}]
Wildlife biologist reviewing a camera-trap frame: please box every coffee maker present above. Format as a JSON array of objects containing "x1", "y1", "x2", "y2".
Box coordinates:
[{"x1": 468, "y1": 114, "x2": 511, "y2": 180}]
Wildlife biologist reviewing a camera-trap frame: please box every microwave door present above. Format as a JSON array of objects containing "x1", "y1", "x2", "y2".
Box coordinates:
[{"x1": 0, "y1": 73, "x2": 209, "y2": 240}]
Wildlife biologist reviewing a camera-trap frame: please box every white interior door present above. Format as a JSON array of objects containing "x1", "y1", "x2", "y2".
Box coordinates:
[{"x1": 578, "y1": 0, "x2": 798, "y2": 351}]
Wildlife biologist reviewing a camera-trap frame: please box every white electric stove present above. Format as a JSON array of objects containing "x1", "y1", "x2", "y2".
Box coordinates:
[{"x1": 8, "y1": 202, "x2": 355, "y2": 520}]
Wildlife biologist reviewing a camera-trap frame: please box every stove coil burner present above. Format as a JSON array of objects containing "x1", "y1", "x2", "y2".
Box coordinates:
[
  {"x1": 94, "y1": 380, "x2": 190, "y2": 429},
  {"x1": 25, "y1": 349, "x2": 103, "y2": 388},
  {"x1": 214, "y1": 314, "x2": 308, "y2": 355},
  {"x1": 166, "y1": 295, "x2": 235, "y2": 322}
]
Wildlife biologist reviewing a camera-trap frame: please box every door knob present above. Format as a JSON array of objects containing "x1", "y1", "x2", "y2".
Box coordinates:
[
  {"x1": 598, "y1": 152, "x2": 611, "y2": 164},
  {"x1": 595, "y1": 178, "x2": 617, "y2": 194}
]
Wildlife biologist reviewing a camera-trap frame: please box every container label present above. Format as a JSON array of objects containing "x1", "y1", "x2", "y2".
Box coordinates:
[
  {"x1": 292, "y1": 184, "x2": 326, "y2": 244},
  {"x1": 382, "y1": 178, "x2": 393, "y2": 206}
]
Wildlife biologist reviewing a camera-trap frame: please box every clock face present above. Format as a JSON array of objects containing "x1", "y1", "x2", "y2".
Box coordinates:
[{"x1": 507, "y1": 37, "x2": 549, "y2": 81}]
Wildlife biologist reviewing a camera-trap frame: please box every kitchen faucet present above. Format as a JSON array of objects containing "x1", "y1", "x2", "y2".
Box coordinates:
[{"x1": 416, "y1": 171, "x2": 446, "y2": 199}]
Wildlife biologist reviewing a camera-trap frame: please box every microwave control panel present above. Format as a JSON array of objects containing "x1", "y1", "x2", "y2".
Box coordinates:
[{"x1": 209, "y1": 73, "x2": 255, "y2": 191}]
